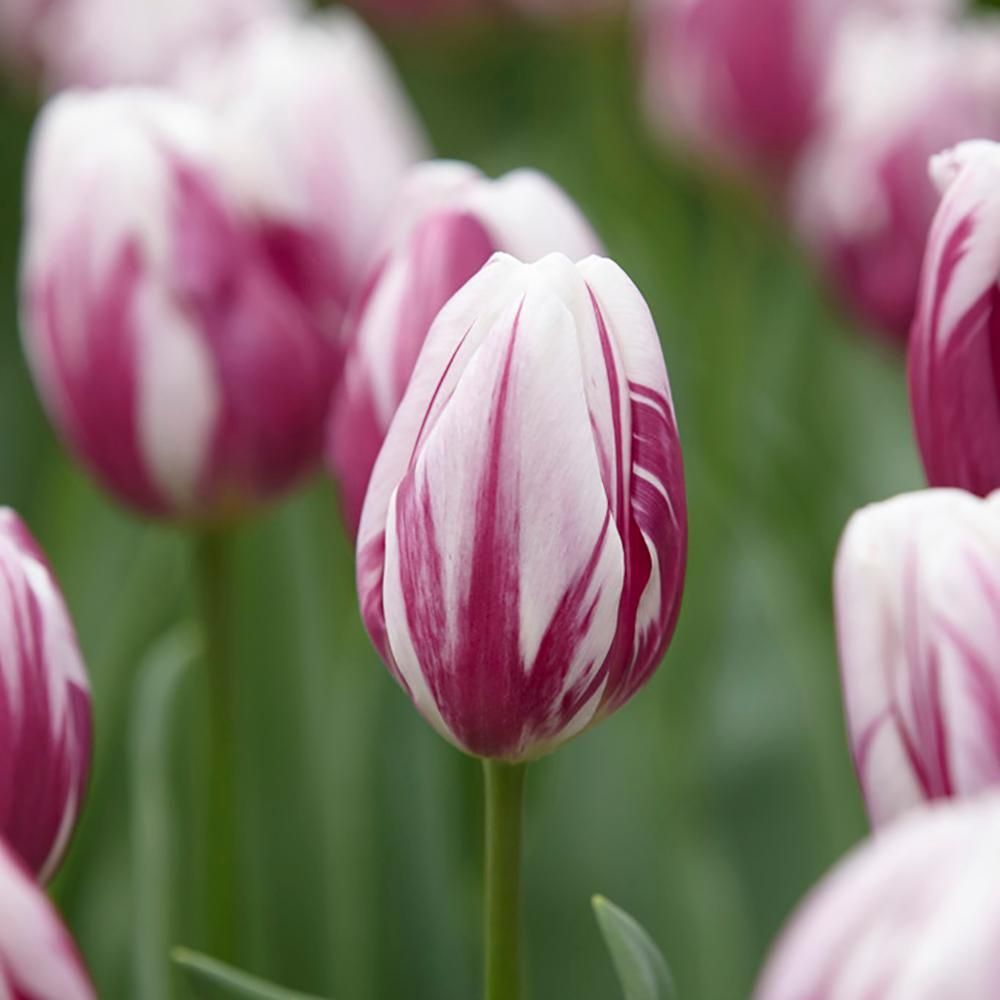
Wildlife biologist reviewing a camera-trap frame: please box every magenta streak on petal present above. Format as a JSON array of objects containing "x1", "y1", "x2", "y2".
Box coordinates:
[
  {"x1": 33, "y1": 235, "x2": 167, "y2": 514},
  {"x1": 168, "y1": 162, "x2": 342, "y2": 513}
]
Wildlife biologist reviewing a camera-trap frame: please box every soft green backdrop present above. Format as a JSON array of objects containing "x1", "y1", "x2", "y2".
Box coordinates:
[{"x1": 0, "y1": 12, "x2": 924, "y2": 1000}]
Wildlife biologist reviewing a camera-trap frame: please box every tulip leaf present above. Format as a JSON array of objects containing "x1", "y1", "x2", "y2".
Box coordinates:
[
  {"x1": 172, "y1": 948, "x2": 329, "y2": 1000},
  {"x1": 593, "y1": 895, "x2": 677, "y2": 1000}
]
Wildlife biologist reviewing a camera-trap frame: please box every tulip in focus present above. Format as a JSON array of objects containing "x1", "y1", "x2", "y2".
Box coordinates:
[
  {"x1": 755, "y1": 793, "x2": 1000, "y2": 1000},
  {"x1": 0, "y1": 509, "x2": 91, "y2": 882},
  {"x1": 357, "y1": 253, "x2": 687, "y2": 760},
  {"x1": 0, "y1": 838, "x2": 94, "y2": 999},
  {"x1": 835, "y1": 489, "x2": 1000, "y2": 828},
  {"x1": 909, "y1": 140, "x2": 1000, "y2": 495},
  {"x1": 328, "y1": 160, "x2": 603, "y2": 531},
  {"x1": 791, "y1": 17, "x2": 1000, "y2": 340}
]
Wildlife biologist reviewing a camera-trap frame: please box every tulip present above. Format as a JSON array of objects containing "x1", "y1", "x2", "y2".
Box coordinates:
[
  {"x1": 639, "y1": 0, "x2": 962, "y2": 180},
  {"x1": 834, "y1": 488, "x2": 1000, "y2": 828},
  {"x1": 328, "y1": 160, "x2": 603, "y2": 531},
  {"x1": 791, "y1": 17, "x2": 1000, "y2": 340},
  {"x1": 0, "y1": 838, "x2": 94, "y2": 999},
  {"x1": 356, "y1": 252, "x2": 687, "y2": 761},
  {"x1": 909, "y1": 140, "x2": 1000, "y2": 495},
  {"x1": 755, "y1": 793, "x2": 1000, "y2": 1000},
  {"x1": 0, "y1": 509, "x2": 91, "y2": 882}
]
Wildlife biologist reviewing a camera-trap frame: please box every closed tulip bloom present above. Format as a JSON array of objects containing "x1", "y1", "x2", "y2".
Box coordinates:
[
  {"x1": 909, "y1": 140, "x2": 1000, "y2": 494},
  {"x1": 0, "y1": 510, "x2": 91, "y2": 882},
  {"x1": 329, "y1": 160, "x2": 602, "y2": 531},
  {"x1": 0, "y1": 839, "x2": 94, "y2": 999},
  {"x1": 835, "y1": 489, "x2": 1000, "y2": 828},
  {"x1": 791, "y1": 17, "x2": 1000, "y2": 340},
  {"x1": 357, "y1": 253, "x2": 687, "y2": 760},
  {"x1": 755, "y1": 793, "x2": 1000, "y2": 1000}
]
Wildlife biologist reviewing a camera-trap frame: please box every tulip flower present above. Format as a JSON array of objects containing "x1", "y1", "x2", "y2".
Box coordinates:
[
  {"x1": 909, "y1": 140, "x2": 1000, "y2": 495},
  {"x1": 835, "y1": 488, "x2": 1000, "y2": 828},
  {"x1": 0, "y1": 509, "x2": 91, "y2": 882},
  {"x1": 0, "y1": 838, "x2": 94, "y2": 999},
  {"x1": 791, "y1": 17, "x2": 1000, "y2": 340},
  {"x1": 328, "y1": 160, "x2": 603, "y2": 532},
  {"x1": 755, "y1": 793, "x2": 1000, "y2": 1000},
  {"x1": 357, "y1": 252, "x2": 687, "y2": 761}
]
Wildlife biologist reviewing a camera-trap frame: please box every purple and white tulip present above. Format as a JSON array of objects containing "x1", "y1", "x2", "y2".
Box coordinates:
[
  {"x1": 0, "y1": 838, "x2": 94, "y2": 999},
  {"x1": 328, "y1": 160, "x2": 603, "y2": 531},
  {"x1": 0, "y1": 510, "x2": 91, "y2": 882},
  {"x1": 835, "y1": 489, "x2": 1000, "y2": 828},
  {"x1": 909, "y1": 140, "x2": 1000, "y2": 495},
  {"x1": 357, "y1": 253, "x2": 687, "y2": 760},
  {"x1": 791, "y1": 17, "x2": 1000, "y2": 341},
  {"x1": 755, "y1": 793, "x2": 1000, "y2": 1000}
]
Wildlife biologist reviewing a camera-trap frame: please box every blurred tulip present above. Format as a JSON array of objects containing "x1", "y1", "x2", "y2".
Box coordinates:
[
  {"x1": 909, "y1": 140, "x2": 1000, "y2": 494},
  {"x1": 755, "y1": 793, "x2": 1000, "y2": 1000},
  {"x1": 639, "y1": 0, "x2": 962, "y2": 180},
  {"x1": 38, "y1": 0, "x2": 299, "y2": 89},
  {"x1": 328, "y1": 160, "x2": 602, "y2": 531},
  {"x1": 0, "y1": 0, "x2": 59, "y2": 81},
  {"x1": 21, "y1": 90, "x2": 342, "y2": 520},
  {"x1": 835, "y1": 489, "x2": 1000, "y2": 828},
  {"x1": 357, "y1": 253, "x2": 687, "y2": 760},
  {"x1": 0, "y1": 838, "x2": 94, "y2": 999},
  {"x1": 791, "y1": 17, "x2": 1000, "y2": 340},
  {"x1": 0, "y1": 509, "x2": 90, "y2": 882}
]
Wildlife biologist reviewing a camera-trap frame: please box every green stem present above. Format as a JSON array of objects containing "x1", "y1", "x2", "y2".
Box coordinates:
[
  {"x1": 483, "y1": 761, "x2": 527, "y2": 1000},
  {"x1": 194, "y1": 530, "x2": 237, "y2": 963}
]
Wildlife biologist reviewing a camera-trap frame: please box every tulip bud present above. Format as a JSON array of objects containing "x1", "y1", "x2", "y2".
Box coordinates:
[
  {"x1": 0, "y1": 510, "x2": 91, "y2": 882},
  {"x1": 791, "y1": 17, "x2": 1000, "y2": 340},
  {"x1": 755, "y1": 793, "x2": 1000, "y2": 1000},
  {"x1": 328, "y1": 160, "x2": 603, "y2": 531},
  {"x1": 0, "y1": 838, "x2": 94, "y2": 999},
  {"x1": 835, "y1": 489, "x2": 1000, "y2": 828},
  {"x1": 909, "y1": 140, "x2": 1000, "y2": 495},
  {"x1": 357, "y1": 253, "x2": 687, "y2": 760}
]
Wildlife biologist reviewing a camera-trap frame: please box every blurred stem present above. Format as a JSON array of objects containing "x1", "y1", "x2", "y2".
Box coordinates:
[
  {"x1": 483, "y1": 761, "x2": 527, "y2": 1000},
  {"x1": 194, "y1": 529, "x2": 237, "y2": 963}
]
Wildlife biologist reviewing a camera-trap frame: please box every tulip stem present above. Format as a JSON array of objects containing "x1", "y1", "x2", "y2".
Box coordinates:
[
  {"x1": 483, "y1": 760, "x2": 527, "y2": 1000},
  {"x1": 194, "y1": 529, "x2": 237, "y2": 963}
]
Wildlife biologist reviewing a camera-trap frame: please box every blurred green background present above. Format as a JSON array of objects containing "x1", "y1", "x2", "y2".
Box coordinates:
[{"x1": 0, "y1": 12, "x2": 924, "y2": 1000}]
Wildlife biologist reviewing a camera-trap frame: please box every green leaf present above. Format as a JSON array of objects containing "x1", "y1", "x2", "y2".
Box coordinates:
[
  {"x1": 172, "y1": 948, "x2": 330, "y2": 1000},
  {"x1": 593, "y1": 895, "x2": 676, "y2": 1000}
]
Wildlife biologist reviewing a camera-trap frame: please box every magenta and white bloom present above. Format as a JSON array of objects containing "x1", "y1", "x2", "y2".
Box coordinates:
[
  {"x1": 357, "y1": 253, "x2": 687, "y2": 760},
  {"x1": 755, "y1": 793, "x2": 1000, "y2": 1000},
  {"x1": 328, "y1": 160, "x2": 603, "y2": 531},
  {"x1": 791, "y1": 18, "x2": 1000, "y2": 340},
  {"x1": 835, "y1": 489, "x2": 1000, "y2": 828},
  {"x1": 0, "y1": 838, "x2": 94, "y2": 999},
  {"x1": 909, "y1": 140, "x2": 1000, "y2": 495},
  {"x1": 0, "y1": 510, "x2": 91, "y2": 882}
]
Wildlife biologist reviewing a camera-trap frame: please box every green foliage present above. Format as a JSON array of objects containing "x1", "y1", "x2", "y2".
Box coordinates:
[
  {"x1": 594, "y1": 896, "x2": 676, "y2": 1000},
  {"x1": 172, "y1": 949, "x2": 328, "y2": 1000}
]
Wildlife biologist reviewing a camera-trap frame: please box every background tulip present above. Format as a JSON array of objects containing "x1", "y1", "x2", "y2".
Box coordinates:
[
  {"x1": 835, "y1": 489, "x2": 1000, "y2": 828},
  {"x1": 790, "y1": 16, "x2": 1000, "y2": 341},
  {"x1": 328, "y1": 160, "x2": 603, "y2": 531},
  {"x1": 909, "y1": 140, "x2": 1000, "y2": 495},
  {"x1": 755, "y1": 793, "x2": 1000, "y2": 1000},
  {"x1": 0, "y1": 509, "x2": 90, "y2": 882},
  {"x1": 357, "y1": 252, "x2": 686, "y2": 761},
  {"x1": 0, "y1": 838, "x2": 94, "y2": 999}
]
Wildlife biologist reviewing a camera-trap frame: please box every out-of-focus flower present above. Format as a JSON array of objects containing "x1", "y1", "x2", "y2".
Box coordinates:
[
  {"x1": 0, "y1": 509, "x2": 90, "y2": 882},
  {"x1": 0, "y1": 0, "x2": 59, "y2": 81},
  {"x1": 0, "y1": 838, "x2": 94, "y2": 999},
  {"x1": 639, "y1": 0, "x2": 963, "y2": 180},
  {"x1": 791, "y1": 17, "x2": 1000, "y2": 341},
  {"x1": 909, "y1": 140, "x2": 1000, "y2": 495},
  {"x1": 357, "y1": 253, "x2": 687, "y2": 760},
  {"x1": 755, "y1": 793, "x2": 1000, "y2": 1000},
  {"x1": 37, "y1": 0, "x2": 299, "y2": 89},
  {"x1": 835, "y1": 489, "x2": 1000, "y2": 828},
  {"x1": 328, "y1": 160, "x2": 602, "y2": 532}
]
